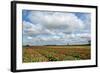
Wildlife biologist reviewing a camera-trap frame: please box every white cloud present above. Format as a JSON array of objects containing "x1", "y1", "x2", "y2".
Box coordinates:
[
  {"x1": 23, "y1": 21, "x2": 47, "y2": 35},
  {"x1": 27, "y1": 36, "x2": 33, "y2": 40},
  {"x1": 28, "y1": 11, "x2": 84, "y2": 33}
]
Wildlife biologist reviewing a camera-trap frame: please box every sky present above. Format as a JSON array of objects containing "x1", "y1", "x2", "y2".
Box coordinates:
[{"x1": 22, "y1": 10, "x2": 91, "y2": 46}]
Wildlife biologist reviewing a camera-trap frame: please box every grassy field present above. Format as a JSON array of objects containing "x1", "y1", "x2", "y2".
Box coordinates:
[{"x1": 22, "y1": 45, "x2": 91, "y2": 63}]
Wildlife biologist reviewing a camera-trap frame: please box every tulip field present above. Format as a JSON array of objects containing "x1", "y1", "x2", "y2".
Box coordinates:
[{"x1": 22, "y1": 45, "x2": 91, "y2": 63}]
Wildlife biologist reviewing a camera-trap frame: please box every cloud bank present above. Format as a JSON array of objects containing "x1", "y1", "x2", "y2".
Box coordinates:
[{"x1": 22, "y1": 10, "x2": 91, "y2": 45}]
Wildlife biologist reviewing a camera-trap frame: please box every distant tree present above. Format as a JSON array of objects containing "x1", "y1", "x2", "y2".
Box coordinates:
[
  {"x1": 26, "y1": 44, "x2": 30, "y2": 47},
  {"x1": 88, "y1": 40, "x2": 91, "y2": 45}
]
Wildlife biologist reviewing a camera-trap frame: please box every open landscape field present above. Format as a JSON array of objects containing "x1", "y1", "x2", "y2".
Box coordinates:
[{"x1": 22, "y1": 45, "x2": 91, "y2": 63}]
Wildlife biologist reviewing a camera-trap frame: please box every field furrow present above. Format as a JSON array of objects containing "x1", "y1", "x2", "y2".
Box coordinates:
[{"x1": 23, "y1": 45, "x2": 91, "y2": 63}]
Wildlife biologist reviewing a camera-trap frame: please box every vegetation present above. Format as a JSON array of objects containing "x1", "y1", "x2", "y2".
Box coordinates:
[{"x1": 22, "y1": 45, "x2": 91, "y2": 63}]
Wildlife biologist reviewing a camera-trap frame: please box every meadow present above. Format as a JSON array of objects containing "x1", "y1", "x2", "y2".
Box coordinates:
[{"x1": 22, "y1": 45, "x2": 91, "y2": 63}]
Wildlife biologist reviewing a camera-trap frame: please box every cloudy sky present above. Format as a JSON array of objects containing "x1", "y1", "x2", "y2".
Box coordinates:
[{"x1": 22, "y1": 10, "x2": 91, "y2": 46}]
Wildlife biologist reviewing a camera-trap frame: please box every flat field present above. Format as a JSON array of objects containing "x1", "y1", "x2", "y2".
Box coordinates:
[{"x1": 23, "y1": 45, "x2": 91, "y2": 63}]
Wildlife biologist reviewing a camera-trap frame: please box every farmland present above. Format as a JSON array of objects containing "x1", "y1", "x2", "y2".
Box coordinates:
[{"x1": 22, "y1": 45, "x2": 91, "y2": 63}]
